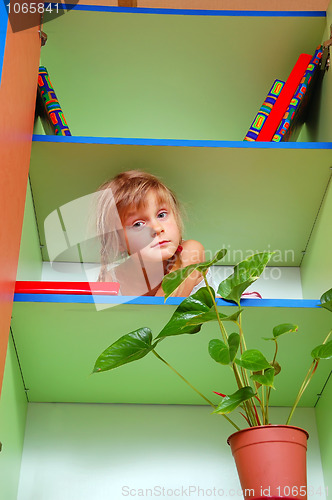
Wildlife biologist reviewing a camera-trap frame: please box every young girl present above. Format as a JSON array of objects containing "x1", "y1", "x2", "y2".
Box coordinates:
[{"x1": 96, "y1": 170, "x2": 205, "y2": 297}]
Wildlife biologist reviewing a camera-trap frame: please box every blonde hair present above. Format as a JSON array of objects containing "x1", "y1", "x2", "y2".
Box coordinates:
[{"x1": 96, "y1": 170, "x2": 183, "y2": 282}]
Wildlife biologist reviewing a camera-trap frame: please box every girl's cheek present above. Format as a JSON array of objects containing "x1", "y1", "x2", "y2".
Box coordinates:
[
  {"x1": 116, "y1": 229, "x2": 129, "y2": 252},
  {"x1": 126, "y1": 226, "x2": 154, "y2": 251}
]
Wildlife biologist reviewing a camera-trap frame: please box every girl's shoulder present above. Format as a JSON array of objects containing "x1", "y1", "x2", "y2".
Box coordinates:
[
  {"x1": 180, "y1": 239, "x2": 205, "y2": 265},
  {"x1": 181, "y1": 239, "x2": 205, "y2": 252}
]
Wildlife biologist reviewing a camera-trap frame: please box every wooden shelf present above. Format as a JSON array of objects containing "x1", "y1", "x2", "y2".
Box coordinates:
[
  {"x1": 37, "y1": 7, "x2": 327, "y2": 140},
  {"x1": 11, "y1": 295, "x2": 331, "y2": 406},
  {"x1": 29, "y1": 137, "x2": 331, "y2": 266},
  {"x1": 13, "y1": 281, "x2": 320, "y2": 306}
]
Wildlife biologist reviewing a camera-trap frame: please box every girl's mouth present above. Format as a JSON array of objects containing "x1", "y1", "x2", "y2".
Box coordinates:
[{"x1": 152, "y1": 240, "x2": 170, "y2": 248}]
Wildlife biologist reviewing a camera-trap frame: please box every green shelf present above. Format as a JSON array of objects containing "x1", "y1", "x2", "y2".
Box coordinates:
[
  {"x1": 29, "y1": 138, "x2": 331, "y2": 266},
  {"x1": 11, "y1": 298, "x2": 332, "y2": 406}
]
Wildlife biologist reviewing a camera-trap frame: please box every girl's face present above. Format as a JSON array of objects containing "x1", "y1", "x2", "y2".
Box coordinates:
[{"x1": 121, "y1": 190, "x2": 181, "y2": 263}]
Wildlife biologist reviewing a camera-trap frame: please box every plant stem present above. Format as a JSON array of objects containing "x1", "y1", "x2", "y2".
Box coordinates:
[
  {"x1": 232, "y1": 366, "x2": 257, "y2": 426},
  {"x1": 203, "y1": 271, "x2": 249, "y2": 425},
  {"x1": 272, "y1": 339, "x2": 279, "y2": 365},
  {"x1": 253, "y1": 399, "x2": 262, "y2": 426},
  {"x1": 235, "y1": 313, "x2": 253, "y2": 409},
  {"x1": 202, "y1": 272, "x2": 245, "y2": 392},
  {"x1": 286, "y1": 329, "x2": 332, "y2": 425},
  {"x1": 242, "y1": 402, "x2": 255, "y2": 427},
  {"x1": 231, "y1": 365, "x2": 258, "y2": 426},
  {"x1": 203, "y1": 274, "x2": 258, "y2": 426},
  {"x1": 252, "y1": 391, "x2": 263, "y2": 426},
  {"x1": 286, "y1": 361, "x2": 317, "y2": 425},
  {"x1": 201, "y1": 272, "x2": 259, "y2": 428},
  {"x1": 232, "y1": 364, "x2": 244, "y2": 388},
  {"x1": 261, "y1": 386, "x2": 265, "y2": 425},
  {"x1": 152, "y1": 350, "x2": 214, "y2": 406},
  {"x1": 236, "y1": 367, "x2": 261, "y2": 426},
  {"x1": 203, "y1": 272, "x2": 228, "y2": 344},
  {"x1": 235, "y1": 311, "x2": 261, "y2": 426},
  {"x1": 237, "y1": 313, "x2": 247, "y2": 353},
  {"x1": 266, "y1": 340, "x2": 278, "y2": 423},
  {"x1": 151, "y1": 350, "x2": 241, "y2": 431},
  {"x1": 265, "y1": 386, "x2": 269, "y2": 425}
]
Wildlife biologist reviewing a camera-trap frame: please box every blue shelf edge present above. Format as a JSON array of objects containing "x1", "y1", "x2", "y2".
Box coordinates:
[
  {"x1": 32, "y1": 135, "x2": 332, "y2": 149},
  {"x1": 48, "y1": 4, "x2": 326, "y2": 17},
  {"x1": 14, "y1": 294, "x2": 320, "y2": 307}
]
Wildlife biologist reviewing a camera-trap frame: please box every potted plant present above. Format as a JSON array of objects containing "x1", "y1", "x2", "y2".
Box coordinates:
[{"x1": 93, "y1": 250, "x2": 332, "y2": 499}]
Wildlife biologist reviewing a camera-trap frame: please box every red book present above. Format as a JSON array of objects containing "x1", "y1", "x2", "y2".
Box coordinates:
[
  {"x1": 15, "y1": 281, "x2": 120, "y2": 295},
  {"x1": 256, "y1": 53, "x2": 312, "y2": 142}
]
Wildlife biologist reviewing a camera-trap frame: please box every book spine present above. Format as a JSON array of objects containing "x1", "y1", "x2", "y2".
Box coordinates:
[
  {"x1": 244, "y1": 80, "x2": 285, "y2": 141},
  {"x1": 38, "y1": 66, "x2": 71, "y2": 136}
]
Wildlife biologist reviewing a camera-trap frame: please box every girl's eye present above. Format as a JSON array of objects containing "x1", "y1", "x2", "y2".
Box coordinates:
[
  {"x1": 131, "y1": 221, "x2": 145, "y2": 230},
  {"x1": 157, "y1": 211, "x2": 168, "y2": 219}
]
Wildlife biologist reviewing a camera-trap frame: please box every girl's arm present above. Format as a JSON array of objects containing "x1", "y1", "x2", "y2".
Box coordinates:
[{"x1": 170, "y1": 239, "x2": 205, "y2": 297}]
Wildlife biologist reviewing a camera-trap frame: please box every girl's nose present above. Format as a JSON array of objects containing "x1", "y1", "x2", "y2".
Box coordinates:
[{"x1": 150, "y1": 220, "x2": 164, "y2": 237}]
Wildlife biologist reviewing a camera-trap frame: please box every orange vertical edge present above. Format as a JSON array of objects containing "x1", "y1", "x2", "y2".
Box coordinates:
[{"x1": 0, "y1": 6, "x2": 41, "y2": 394}]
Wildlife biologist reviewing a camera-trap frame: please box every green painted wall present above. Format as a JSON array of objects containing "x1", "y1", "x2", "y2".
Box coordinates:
[
  {"x1": 38, "y1": 10, "x2": 325, "y2": 140},
  {"x1": 0, "y1": 335, "x2": 28, "y2": 500},
  {"x1": 315, "y1": 372, "x2": 332, "y2": 496},
  {"x1": 16, "y1": 179, "x2": 43, "y2": 281},
  {"x1": 300, "y1": 1, "x2": 332, "y2": 142},
  {"x1": 301, "y1": 176, "x2": 332, "y2": 299},
  {"x1": 300, "y1": 2, "x2": 332, "y2": 300}
]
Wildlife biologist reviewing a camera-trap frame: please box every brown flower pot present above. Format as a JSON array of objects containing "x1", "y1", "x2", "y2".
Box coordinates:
[{"x1": 227, "y1": 425, "x2": 309, "y2": 500}]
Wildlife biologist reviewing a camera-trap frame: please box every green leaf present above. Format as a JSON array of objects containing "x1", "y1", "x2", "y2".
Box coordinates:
[
  {"x1": 196, "y1": 248, "x2": 228, "y2": 273},
  {"x1": 162, "y1": 264, "x2": 202, "y2": 300},
  {"x1": 208, "y1": 339, "x2": 230, "y2": 365},
  {"x1": 162, "y1": 248, "x2": 227, "y2": 299},
  {"x1": 93, "y1": 327, "x2": 154, "y2": 373},
  {"x1": 155, "y1": 288, "x2": 214, "y2": 340},
  {"x1": 228, "y1": 333, "x2": 240, "y2": 362},
  {"x1": 184, "y1": 307, "x2": 243, "y2": 327},
  {"x1": 208, "y1": 333, "x2": 240, "y2": 366},
  {"x1": 251, "y1": 367, "x2": 275, "y2": 388},
  {"x1": 311, "y1": 340, "x2": 332, "y2": 360},
  {"x1": 320, "y1": 288, "x2": 332, "y2": 313},
  {"x1": 273, "y1": 323, "x2": 298, "y2": 338},
  {"x1": 235, "y1": 349, "x2": 271, "y2": 371},
  {"x1": 263, "y1": 323, "x2": 298, "y2": 341},
  {"x1": 224, "y1": 309, "x2": 243, "y2": 322},
  {"x1": 217, "y1": 252, "x2": 273, "y2": 304},
  {"x1": 213, "y1": 387, "x2": 255, "y2": 414}
]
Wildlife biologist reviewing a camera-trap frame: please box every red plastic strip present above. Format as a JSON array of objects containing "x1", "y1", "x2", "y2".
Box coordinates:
[
  {"x1": 241, "y1": 291, "x2": 262, "y2": 299},
  {"x1": 15, "y1": 281, "x2": 120, "y2": 296},
  {"x1": 256, "y1": 53, "x2": 312, "y2": 142}
]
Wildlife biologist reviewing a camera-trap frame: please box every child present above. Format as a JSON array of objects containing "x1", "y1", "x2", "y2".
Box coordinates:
[{"x1": 96, "y1": 170, "x2": 205, "y2": 296}]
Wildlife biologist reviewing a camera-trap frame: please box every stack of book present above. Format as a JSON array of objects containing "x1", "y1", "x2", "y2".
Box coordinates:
[{"x1": 244, "y1": 46, "x2": 323, "y2": 143}]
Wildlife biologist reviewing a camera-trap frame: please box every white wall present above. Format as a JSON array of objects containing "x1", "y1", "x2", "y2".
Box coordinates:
[
  {"x1": 210, "y1": 266, "x2": 303, "y2": 299},
  {"x1": 17, "y1": 404, "x2": 325, "y2": 500},
  {"x1": 41, "y1": 263, "x2": 303, "y2": 299}
]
